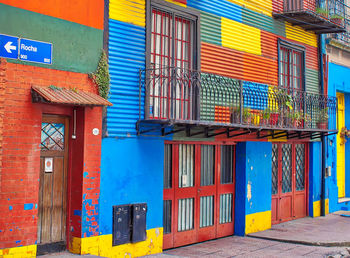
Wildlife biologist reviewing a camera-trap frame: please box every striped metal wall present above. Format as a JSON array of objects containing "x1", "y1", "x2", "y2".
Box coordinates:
[{"x1": 107, "y1": 0, "x2": 321, "y2": 136}]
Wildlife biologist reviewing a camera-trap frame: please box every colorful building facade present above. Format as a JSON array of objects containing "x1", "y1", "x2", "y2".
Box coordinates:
[
  {"x1": 0, "y1": 0, "x2": 110, "y2": 256},
  {"x1": 97, "y1": 0, "x2": 344, "y2": 257}
]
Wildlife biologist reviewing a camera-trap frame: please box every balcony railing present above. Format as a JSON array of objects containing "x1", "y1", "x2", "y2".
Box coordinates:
[
  {"x1": 329, "y1": 17, "x2": 350, "y2": 45},
  {"x1": 138, "y1": 67, "x2": 337, "y2": 137},
  {"x1": 273, "y1": 0, "x2": 347, "y2": 34}
]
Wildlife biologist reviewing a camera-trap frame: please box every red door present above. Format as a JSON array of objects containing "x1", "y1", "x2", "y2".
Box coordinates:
[
  {"x1": 163, "y1": 143, "x2": 235, "y2": 249},
  {"x1": 271, "y1": 143, "x2": 308, "y2": 224}
]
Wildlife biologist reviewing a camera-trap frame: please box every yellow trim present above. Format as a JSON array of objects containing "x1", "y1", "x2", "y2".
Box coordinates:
[
  {"x1": 70, "y1": 228, "x2": 163, "y2": 257},
  {"x1": 337, "y1": 92, "x2": 346, "y2": 198},
  {"x1": 245, "y1": 210, "x2": 271, "y2": 234},
  {"x1": 313, "y1": 199, "x2": 329, "y2": 217},
  {"x1": 0, "y1": 244, "x2": 37, "y2": 258},
  {"x1": 221, "y1": 17, "x2": 261, "y2": 55}
]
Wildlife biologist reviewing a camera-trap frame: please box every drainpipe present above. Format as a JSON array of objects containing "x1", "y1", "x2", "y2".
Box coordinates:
[{"x1": 318, "y1": 34, "x2": 326, "y2": 216}]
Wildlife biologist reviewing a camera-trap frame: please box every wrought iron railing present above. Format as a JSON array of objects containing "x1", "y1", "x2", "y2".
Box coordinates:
[
  {"x1": 275, "y1": 0, "x2": 348, "y2": 27},
  {"x1": 139, "y1": 67, "x2": 337, "y2": 131},
  {"x1": 330, "y1": 17, "x2": 350, "y2": 44}
]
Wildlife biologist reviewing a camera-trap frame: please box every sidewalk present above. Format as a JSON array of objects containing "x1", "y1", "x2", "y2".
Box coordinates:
[{"x1": 248, "y1": 212, "x2": 350, "y2": 247}]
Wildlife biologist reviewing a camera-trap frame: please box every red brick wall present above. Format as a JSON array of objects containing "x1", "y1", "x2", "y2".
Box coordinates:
[{"x1": 0, "y1": 58, "x2": 102, "y2": 249}]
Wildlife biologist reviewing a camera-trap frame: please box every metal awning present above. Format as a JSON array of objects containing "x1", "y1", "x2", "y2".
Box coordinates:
[{"x1": 31, "y1": 86, "x2": 112, "y2": 106}]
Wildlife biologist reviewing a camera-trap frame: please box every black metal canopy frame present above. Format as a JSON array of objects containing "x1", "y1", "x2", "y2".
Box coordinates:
[{"x1": 137, "y1": 67, "x2": 338, "y2": 140}]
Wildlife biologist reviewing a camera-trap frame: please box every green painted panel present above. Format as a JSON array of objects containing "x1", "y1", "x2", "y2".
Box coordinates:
[
  {"x1": 200, "y1": 11, "x2": 221, "y2": 46},
  {"x1": 0, "y1": 3, "x2": 103, "y2": 73},
  {"x1": 242, "y1": 8, "x2": 285, "y2": 37},
  {"x1": 305, "y1": 68, "x2": 320, "y2": 94}
]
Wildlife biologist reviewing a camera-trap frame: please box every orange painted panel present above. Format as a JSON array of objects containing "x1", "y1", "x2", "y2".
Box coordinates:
[
  {"x1": 0, "y1": 0, "x2": 104, "y2": 30},
  {"x1": 272, "y1": 0, "x2": 283, "y2": 13},
  {"x1": 201, "y1": 42, "x2": 243, "y2": 79},
  {"x1": 261, "y1": 31, "x2": 278, "y2": 60},
  {"x1": 243, "y1": 53, "x2": 278, "y2": 86},
  {"x1": 305, "y1": 45, "x2": 318, "y2": 70}
]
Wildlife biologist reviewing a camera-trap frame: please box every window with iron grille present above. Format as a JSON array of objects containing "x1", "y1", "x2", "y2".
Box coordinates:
[
  {"x1": 146, "y1": 0, "x2": 199, "y2": 120},
  {"x1": 278, "y1": 39, "x2": 305, "y2": 93}
]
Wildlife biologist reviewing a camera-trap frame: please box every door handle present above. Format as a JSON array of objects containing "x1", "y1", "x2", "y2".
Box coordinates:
[{"x1": 198, "y1": 189, "x2": 202, "y2": 193}]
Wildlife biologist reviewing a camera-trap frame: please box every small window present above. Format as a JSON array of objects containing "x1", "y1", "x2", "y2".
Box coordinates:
[{"x1": 278, "y1": 40, "x2": 305, "y2": 93}]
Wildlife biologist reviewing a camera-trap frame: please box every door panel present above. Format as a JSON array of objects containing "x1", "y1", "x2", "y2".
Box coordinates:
[
  {"x1": 164, "y1": 143, "x2": 235, "y2": 248},
  {"x1": 337, "y1": 93, "x2": 345, "y2": 198},
  {"x1": 272, "y1": 143, "x2": 308, "y2": 225},
  {"x1": 38, "y1": 116, "x2": 68, "y2": 245}
]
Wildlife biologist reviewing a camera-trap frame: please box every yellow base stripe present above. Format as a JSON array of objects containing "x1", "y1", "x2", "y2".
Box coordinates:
[
  {"x1": 245, "y1": 210, "x2": 271, "y2": 234},
  {"x1": 70, "y1": 228, "x2": 163, "y2": 257},
  {"x1": 313, "y1": 199, "x2": 329, "y2": 217},
  {"x1": 165, "y1": 0, "x2": 186, "y2": 7},
  {"x1": 0, "y1": 244, "x2": 37, "y2": 258}
]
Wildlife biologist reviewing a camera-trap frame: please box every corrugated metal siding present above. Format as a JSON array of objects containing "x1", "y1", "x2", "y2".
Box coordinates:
[
  {"x1": 200, "y1": 196, "x2": 214, "y2": 227},
  {"x1": 107, "y1": 19, "x2": 145, "y2": 137},
  {"x1": 201, "y1": 42, "x2": 244, "y2": 79},
  {"x1": 200, "y1": 11, "x2": 222, "y2": 46},
  {"x1": 243, "y1": 53, "x2": 278, "y2": 86},
  {"x1": 220, "y1": 193, "x2": 233, "y2": 223},
  {"x1": 165, "y1": 0, "x2": 187, "y2": 6},
  {"x1": 178, "y1": 198, "x2": 194, "y2": 231},
  {"x1": 226, "y1": 0, "x2": 272, "y2": 17},
  {"x1": 222, "y1": 17, "x2": 261, "y2": 55},
  {"x1": 201, "y1": 145, "x2": 215, "y2": 186},
  {"x1": 285, "y1": 22, "x2": 317, "y2": 47},
  {"x1": 110, "y1": 0, "x2": 145, "y2": 27},
  {"x1": 261, "y1": 31, "x2": 278, "y2": 60},
  {"x1": 272, "y1": 0, "x2": 283, "y2": 13},
  {"x1": 179, "y1": 144, "x2": 195, "y2": 187},
  {"x1": 242, "y1": 8, "x2": 285, "y2": 37},
  {"x1": 305, "y1": 45, "x2": 319, "y2": 70},
  {"x1": 305, "y1": 68, "x2": 320, "y2": 94},
  {"x1": 187, "y1": 0, "x2": 242, "y2": 22}
]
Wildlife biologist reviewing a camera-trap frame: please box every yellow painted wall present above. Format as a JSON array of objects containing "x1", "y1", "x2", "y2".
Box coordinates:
[
  {"x1": 165, "y1": 0, "x2": 186, "y2": 7},
  {"x1": 0, "y1": 244, "x2": 37, "y2": 258},
  {"x1": 312, "y1": 199, "x2": 329, "y2": 217},
  {"x1": 337, "y1": 92, "x2": 346, "y2": 198},
  {"x1": 110, "y1": 0, "x2": 146, "y2": 27},
  {"x1": 245, "y1": 210, "x2": 271, "y2": 234},
  {"x1": 222, "y1": 17, "x2": 261, "y2": 55},
  {"x1": 70, "y1": 228, "x2": 163, "y2": 258},
  {"x1": 285, "y1": 22, "x2": 317, "y2": 47},
  {"x1": 227, "y1": 0, "x2": 273, "y2": 17}
]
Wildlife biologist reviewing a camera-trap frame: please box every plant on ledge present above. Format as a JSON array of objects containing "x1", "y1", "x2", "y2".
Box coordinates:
[
  {"x1": 317, "y1": 107, "x2": 329, "y2": 129},
  {"x1": 316, "y1": 7, "x2": 329, "y2": 18},
  {"x1": 330, "y1": 14, "x2": 344, "y2": 25},
  {"x1": 89, "y1": 50, "x2": 110, "y2": 100}
]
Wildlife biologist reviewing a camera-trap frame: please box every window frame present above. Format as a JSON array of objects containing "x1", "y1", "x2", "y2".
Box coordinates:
[
  {"x1": 146, "y1": 0, "x2": 201, "y2": 71},
  {"x1": 278, "y1": 39, "x2": 306, "y2": 92}
]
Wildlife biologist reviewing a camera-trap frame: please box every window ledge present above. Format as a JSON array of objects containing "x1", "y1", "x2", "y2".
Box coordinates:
[{"x1": 338, "y1": 197, "x2": 350, "y2": 203}]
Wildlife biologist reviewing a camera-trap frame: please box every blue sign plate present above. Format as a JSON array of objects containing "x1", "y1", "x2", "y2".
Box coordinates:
[
  {"x1": 0, "y1": 34, "x2": 19, "y2": 59},
  {"x1": 19, "y1": 38, "x2": 52, "y2": 64}
]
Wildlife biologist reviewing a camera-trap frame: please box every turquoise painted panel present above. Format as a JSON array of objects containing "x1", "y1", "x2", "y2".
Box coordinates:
[
  {"x1": 0, "y1": 3, "x2": 102, "y2": 73},
  {"x1": 187, "y1": 0, "x2": 242, "y2": 23},
  {"x1": 200, "y1": 11, "x2": 222, "y2": 46},
  {"x1": 242, "y1": 8, "x2": 285, "y2": 37},
  {"x1": 107, "y1": 19, "x2": 145, "y2": 137},
  {"x1": 100, "y1": 137, "x2": 164, "y2": 234}
]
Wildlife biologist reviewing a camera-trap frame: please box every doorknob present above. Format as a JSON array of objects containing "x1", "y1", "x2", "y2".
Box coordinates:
[{"x1": 198, "y1": 189, "x2": 202, "y2": 192}]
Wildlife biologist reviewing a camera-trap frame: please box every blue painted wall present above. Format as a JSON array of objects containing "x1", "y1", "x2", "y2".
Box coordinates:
[
  {"x1": 99, "y1": 137, "x2": 164, "y2": 234},
  {"x1": 327, "y1": 62, "x2": 350, "y2": 212},
  {"x1": 309, "y1": 142, "x2": 321, "y2": 217},
  {"x1": 234, "y1": 141, "x2": 272, "y2": 236}
]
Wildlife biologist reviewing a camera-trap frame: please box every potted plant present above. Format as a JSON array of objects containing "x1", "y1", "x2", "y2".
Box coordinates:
[
  {"x1": 290, "y1": 111, "x2": 304, "y2": 128},
  {"x1": 330, "y1": 14, "x2": 344, "y2": 25},
  {"x1": 260, "y1": 108, "x2": 271, "y2": 126},
  {"x1": 243, "y1": 108, "x2": 252, "y2": 124},
  {"x1": 340, "y1": 126, "x2": 350, "y2": 144},
  {"x1": 317, "y1": 108, "x2": 329, "y2": 129},
  {"x1": 230, "y1": 106, "x2": 240, "y2": 123},
  {"x1": 316, "y1": 7, "x2": 329, "y2": 18}
]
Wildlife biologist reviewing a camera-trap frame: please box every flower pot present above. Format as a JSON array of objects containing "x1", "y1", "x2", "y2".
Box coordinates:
[
  {"x1": 317, "y1": 122, "x2": 328, "y2": 130},
  {"x1": 331, "y1": 18, "x2": 343, "y2": 25}
]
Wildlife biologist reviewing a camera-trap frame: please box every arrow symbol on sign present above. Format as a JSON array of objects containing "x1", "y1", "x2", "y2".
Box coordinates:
[{"x1": 4, "y1": 41, "x2": 16, "y2": 53}]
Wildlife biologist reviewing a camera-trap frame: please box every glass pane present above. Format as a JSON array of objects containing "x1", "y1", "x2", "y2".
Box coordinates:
[
  {"x1": 200, "y1": 196, "x2": 214, "y2": 228},
  {"x1": 179, "y1": 144, "x2": 195, "y2": 188},
  {"x1": 201, "y1": 145, "x2": 215, "y2": 186},
  {"x1": 163, "y1": 200, "x2": 172, "y2": 234},
  {"x1": 178, "y1": 198, "x2": 194, "y2": 231},
  {"x1": 295, "y1": 144, "x2": 305, "y2": 191},
  {"x1": 164, "y1": 144, "x2": 172, "y2": 189},
  {"x1": 282, "y1": 144, "x2": 292, "y2": 193},
  {"x1": 41, "y1": 123, "x2": 64, "y2": 151},
  {"x1": 220, "y1": 193, "x2": 233, "y2": 224},
  {"x1": 221, "y1": 145, "x2": 233, "y2": 184}
]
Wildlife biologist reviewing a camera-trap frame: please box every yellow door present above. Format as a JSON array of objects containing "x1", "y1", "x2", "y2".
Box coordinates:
[{"x1": 337, "y1": 93, "x2": 345, "y2": 198}]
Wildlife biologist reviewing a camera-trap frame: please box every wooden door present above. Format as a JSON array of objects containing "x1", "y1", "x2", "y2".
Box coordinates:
[
  {"x1": 163, "y1": 143, "x2": 235, "y2": 249},
  {"x1": 271, "y1": 143, "x2": 308, "y2": 224},
  {"x1": 337, "y1": 93, "x2": 345, "y2": 198},
  {"x1": 38, "y1": 115, "x2": 68, "y2": 246}
]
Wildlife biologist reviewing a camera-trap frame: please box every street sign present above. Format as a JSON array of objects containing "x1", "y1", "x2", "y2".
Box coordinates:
[
  {"x1": 19, "y1": 38, "x2": 52, "y2": 64},
  {"x1": 0, "y1": 34, "x2": 19, "y2": 59}
]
